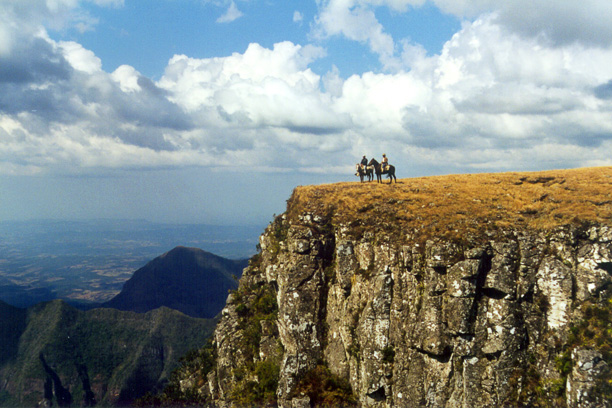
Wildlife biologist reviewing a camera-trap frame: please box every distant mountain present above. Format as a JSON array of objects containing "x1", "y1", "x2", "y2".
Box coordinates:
[
  {"x1": 0, "y1": 220, "x2": 261, "y2": 309},
  {"x1": 102, "y1": 246, "x2": 247, "y2": 318},
  {"x1": 0, "y1": 299, "x2": 215, "y2": 407}
]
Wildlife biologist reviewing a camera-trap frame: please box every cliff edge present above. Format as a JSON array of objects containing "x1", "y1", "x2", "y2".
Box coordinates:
[{"x1": 166, "y1": 167, "x2": 612, "y2": 408}]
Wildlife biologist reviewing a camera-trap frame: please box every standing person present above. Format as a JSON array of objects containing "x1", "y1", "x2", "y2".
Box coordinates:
[
  {"x1": 360, "y1": 155, "x2": 368, "y2": 169},
  {"x1": 381, "y1": 154, "x2": 388, "y2": 171}
]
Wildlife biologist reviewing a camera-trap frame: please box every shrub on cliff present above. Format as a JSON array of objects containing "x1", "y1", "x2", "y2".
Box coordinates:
[{"x1": 291, "y1": 365, "x2": 357, "y2": 407}]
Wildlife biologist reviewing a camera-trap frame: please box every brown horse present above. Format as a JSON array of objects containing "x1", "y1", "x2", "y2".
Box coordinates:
[
  {"x1": 368, "y1": 158, "x2": 396, "y2": 183},
  {"x1": 355, "y1": 164, "x2": 374, "y2": 182}
]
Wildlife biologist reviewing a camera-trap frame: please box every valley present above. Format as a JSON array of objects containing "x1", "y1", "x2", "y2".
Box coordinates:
[
  {"x1": 0, "y1": 241, "x2": 250, "y2": 406},
  {"x1": 0, "y1": 220, "x2": 261, "y2": 308}
]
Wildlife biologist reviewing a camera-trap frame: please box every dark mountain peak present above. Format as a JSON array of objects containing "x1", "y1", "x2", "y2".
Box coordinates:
[
  {"x1": 161, "y1": 245, "x2": 200, "y2": 258},
  {"x1": 103, "y1": 246, "x2": 247, "y2": 318}
]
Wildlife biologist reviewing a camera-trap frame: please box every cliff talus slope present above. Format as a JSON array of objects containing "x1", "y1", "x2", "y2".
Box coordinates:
[{"x1": 173, "y1": 167, "x2": 612, "y2": 408}]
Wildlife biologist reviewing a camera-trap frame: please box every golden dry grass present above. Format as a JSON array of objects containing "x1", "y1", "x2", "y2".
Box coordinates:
[{"x1": 286, "y1": 167, "x2": 612, "y2": 242}]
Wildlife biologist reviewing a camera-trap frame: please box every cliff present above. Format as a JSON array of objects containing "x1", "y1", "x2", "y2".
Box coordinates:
[{"x1": 167, "y1": 167, "x2": 612, "y2": 408}]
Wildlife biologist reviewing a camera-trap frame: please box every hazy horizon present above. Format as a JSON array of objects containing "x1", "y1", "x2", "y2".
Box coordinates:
[{"x1": 0, "y1": 218, "x2": 263, "y2": 308}]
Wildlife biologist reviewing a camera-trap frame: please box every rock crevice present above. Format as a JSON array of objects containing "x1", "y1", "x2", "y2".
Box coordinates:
[{"x1": 193, "y1": 177, "x2": 612, "y2": 408}]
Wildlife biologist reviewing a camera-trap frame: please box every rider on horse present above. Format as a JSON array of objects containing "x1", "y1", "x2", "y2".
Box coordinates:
[{"x1": 381, "y1": 154, "x2": 389, "y2": 171}]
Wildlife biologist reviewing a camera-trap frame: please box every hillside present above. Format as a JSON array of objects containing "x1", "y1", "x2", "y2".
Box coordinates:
[
  {"x1": 159, "y1": 167, "x2": 612, "y2": 408},
  {"x1": 0, "y1": 301, "x2": 27, "y2": 367},
  {"x1": 103, "y1": 246, "x2": 247, "y2": 318},
  {"x1": 0, "y1": 300, "x2": 216, "y2": 407}
]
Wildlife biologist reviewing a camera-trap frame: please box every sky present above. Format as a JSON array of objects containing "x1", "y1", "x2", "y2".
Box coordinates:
[{"x1": 1, "y1": 0, "x2": 612, "y2": 226}]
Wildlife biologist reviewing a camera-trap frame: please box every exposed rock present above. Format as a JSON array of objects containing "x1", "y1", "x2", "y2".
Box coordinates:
[
  {"x1": 200, "y1": 215, "x2": 612, "y2": 407},
  {"x1": 567, "y1": 349, "x2": 609, "y2": 408},
  {"x1": 177, "y1": 169, "x2": 612, "y2": 407}
]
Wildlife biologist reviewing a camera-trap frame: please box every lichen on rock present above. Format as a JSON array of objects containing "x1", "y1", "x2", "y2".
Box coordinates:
[{"x1": 165, "y1": 167, "x2": 612, "y2": 408}]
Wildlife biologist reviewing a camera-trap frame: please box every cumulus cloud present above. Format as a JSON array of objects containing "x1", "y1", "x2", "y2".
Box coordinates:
[
  {"x1": 2, "y1": 0, "x2": 121, "y2": 36},
  {"x1": 313, "y1": 0, "x2": 398, "y2": 69},
  {"x1": 59, "y1": 40, "x2": 102, "y2": 73},
  {"x1": 0, "y1": 12, "x2": 194, "y2": 173},
  {"x1": 312, "y1": 0, "x2": 612, "y2": 71},
  {"x1": 432, "y1": 0, "x2": 612, "y2": 47},
  {"x1": 1, "y1": 0, "x2": 612, "y2": 178}
]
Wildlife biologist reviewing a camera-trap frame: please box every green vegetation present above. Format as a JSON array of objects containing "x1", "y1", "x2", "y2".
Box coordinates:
[
  {"x1": 136, "y1": 340, "x2": 216, "y2": 407},
  {"x1": 382, "y1": 345, "x2": 395, "y2": 364},
  {"x1": 228, "y1": 360, "x2": 280, "y2": 407},
  {"x1": 267, "y1": 214, "x2": 289, "y2": 262},
  {"x1": 0, "y1": 301, "x2": 27, "y2": 366},
  {"x1": 146, "y1": 259, "x2": 281, "y2": 407},
  {"x1": 505, "y1": 297, "x2": 612, "y2": 407},
  {"x1": 555, "y1": 298, "x2": 612, "y2": 403},
  {"x1": 226, "y1": 276, "x2": 281, "y2": 407},
  {"x1": 0, "y1": 300, "x2": 215, "y2": 407},
  {"x1": 291, "y1": 365, "x2": 357, "y2": 407},
  {"x1": 231, "y1": 280, "x2": 278, "y2": 362}
]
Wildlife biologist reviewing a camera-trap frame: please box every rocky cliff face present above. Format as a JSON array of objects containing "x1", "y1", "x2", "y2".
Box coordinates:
[{"x1": 173, "y1": 168, "x2": 612, "y2": 408}]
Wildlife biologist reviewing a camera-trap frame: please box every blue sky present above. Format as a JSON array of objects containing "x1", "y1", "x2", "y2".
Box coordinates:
[
  {"x1": 62, "y1": 1, "x2": 460, "y2": 78},
  {"x1": 70, "y1": 1, "x2": 317, "y2": 78},
  {"x1": 1, "y1": 0, "x2": 612, "y2": 225}
]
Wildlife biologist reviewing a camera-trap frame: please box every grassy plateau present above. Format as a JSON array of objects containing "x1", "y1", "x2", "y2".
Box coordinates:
[{"x1": 287, "y1": 167, "x2": 612, "y2": 242}]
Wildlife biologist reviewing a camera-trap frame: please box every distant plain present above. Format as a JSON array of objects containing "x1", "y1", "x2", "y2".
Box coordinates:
[{"x1": 0, "y1": 220, "x2": 262, "y2": 308}]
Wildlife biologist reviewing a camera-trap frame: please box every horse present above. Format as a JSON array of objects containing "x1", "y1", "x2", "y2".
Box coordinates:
[
  {"x1": 355, "y1": 163, "x2": 374, "y2": 182},
  {"x1": 368, "y1": 158, "x2": 397, "y2": 183}
]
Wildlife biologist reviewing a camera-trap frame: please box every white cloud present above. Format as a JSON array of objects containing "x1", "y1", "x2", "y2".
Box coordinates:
[
  {"x1": 216, "y1": 1, "x2": 243, "y2": 23},
  {"x1": 293, "y1": 10, "x2": 304, "y2": 24},
  {"x1": 111, "y1": 65, "x2": 142, "y2": 93},
  {"x1": 312, "y1": 0, "x2": 612, "y2": 72},
  {"x1": 432, "y1": 0, "x2": 612, "y2": 47},
  {"x1": 497, "y1": 0, "x2": 612, "y2": 47},
  {"x1": 59, "y1": 40, "x2": 102, "y2": 74},
  {"x1": 159, "y1": 42, "x2": 326, "y2": 112},
  {"x1": 0, "y1": 0, "x2": 125, "y2": 55},
  {"x1": 313, "y1": 0, "x2": 397, "y2": 69},
  {"x1": 401, "y1": 15, "x2": 612, "y2": 160},
  {"x1": 1, "y1": 2, "x2": 612, "y2": 178}
]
